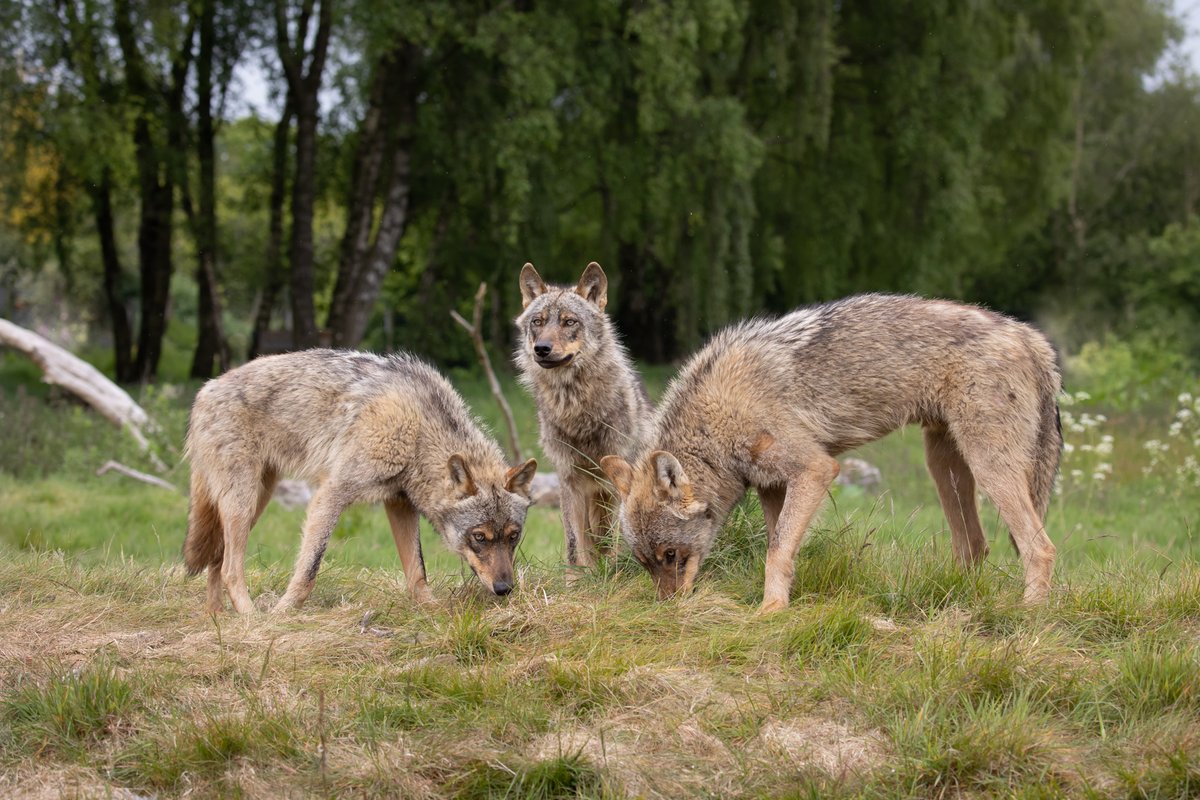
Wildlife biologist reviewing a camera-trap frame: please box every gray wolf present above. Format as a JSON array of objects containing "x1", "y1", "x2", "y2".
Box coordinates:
[
  {"x1": 183, "y1": 349, "x2": 537, "y2": 614},
  {"x1": 600, "y1": 294, "x2": 1061, "y2": 610},
  {"x1": 514, "y1": 262, "x2": 654, "y2": 571}
]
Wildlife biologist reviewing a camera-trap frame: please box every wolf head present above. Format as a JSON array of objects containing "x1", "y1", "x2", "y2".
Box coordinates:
[
  {"x1": 600, "y1": 451, "x2": 721, "y2": 600},
  {"x1": 514, "y1": 262, "x2": 610, "y2": 372},
  {"x1": 434, "y1": 455, "x2": 538, "y2": 595}
]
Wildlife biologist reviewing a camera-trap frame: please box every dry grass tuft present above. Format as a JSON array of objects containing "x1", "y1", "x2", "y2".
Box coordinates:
[{"x1": 755, "y1": 715, "x2": 889, "y2": 778}]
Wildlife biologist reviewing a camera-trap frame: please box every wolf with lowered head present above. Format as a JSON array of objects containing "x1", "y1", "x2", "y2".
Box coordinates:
[
  {"x1": 515, "y1": 262, "x2": 654, "y2": 571},
  {"x1": 184, "y1": 349, "x2": 537, "y2": 614},
  {"x1": 601, "y1": 294, "x2": 1062, "y2": 610}
]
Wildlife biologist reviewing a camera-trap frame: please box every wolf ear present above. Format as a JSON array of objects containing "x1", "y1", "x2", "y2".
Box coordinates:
[
  {"x1": 652, "y1": 451, "x2": 706, "y2": 516},
  {"x1": 651, "y1": 450, "x2": 689, "y2": 500},
  {"x1": 600, "y1": 455, "x2": 633, "y2": 498},
  {"x1": 575, "y1": 262, "x2": 608, "y2": 311},
  {"x1": 504, "y1": 458, "x2": 538, "y2": 498},
  {"x1": 520, "y1": 263, "x2": 547, "y2": 308},
  {"x1": 447, "y1": 454, "x2": 478, "y2": 498}
]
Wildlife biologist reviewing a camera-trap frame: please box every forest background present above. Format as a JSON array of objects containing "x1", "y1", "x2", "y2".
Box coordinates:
[{"x1": 1, "y1": 0, "x2": 1198, "y2": 383}]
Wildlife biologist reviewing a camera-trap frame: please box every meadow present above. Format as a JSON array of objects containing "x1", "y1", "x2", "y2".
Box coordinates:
[{"x1": 1, "y1": 350, "x2": 1199, "y2": 798}]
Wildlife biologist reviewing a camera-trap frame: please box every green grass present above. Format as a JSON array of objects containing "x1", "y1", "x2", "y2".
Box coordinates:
[{"x1": 2, "y1": 354, "x2": 1199, "y2": 797}]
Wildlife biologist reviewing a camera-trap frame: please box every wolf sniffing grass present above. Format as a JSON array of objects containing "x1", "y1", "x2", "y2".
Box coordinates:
[
  {"x1": 514, "y1": 262, "x2": 654, "y2": 572},
  {"x1": 601, "y1": 294, "x2": 1063, "y2": 610},
  {"x1": 183, "y1": 350, "x2": 537, "y2": 614}
]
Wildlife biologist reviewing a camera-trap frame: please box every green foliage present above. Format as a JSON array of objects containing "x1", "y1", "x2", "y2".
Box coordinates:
[
  {"x1": 451, "y1": 756, "x2": 609, "y2": 800},
  {"x1": 6, "y1": 0, "x2": 1197, "y2": 371}
]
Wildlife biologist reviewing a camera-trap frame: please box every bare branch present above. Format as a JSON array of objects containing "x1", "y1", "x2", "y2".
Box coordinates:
[{"x1": 450, "y1": 283, "x2": 524, "y2": 463}]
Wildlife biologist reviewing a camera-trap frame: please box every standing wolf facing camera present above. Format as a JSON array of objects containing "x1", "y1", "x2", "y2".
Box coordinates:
[
  {"x1": 600, "y1": 294, "x2": 1062, "y2": 610},
  {"x1": 184, "y1": 349, "x2": 537, "y2": 614},
  {"x1": 514, "y1": 262, "x2": 654, "y2": 572}
]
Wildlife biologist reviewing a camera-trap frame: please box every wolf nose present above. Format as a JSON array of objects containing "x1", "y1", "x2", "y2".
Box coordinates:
[
  {"x1": 492, "y1": 580, "x2": 513, "y2": 596},
  {"x1": 534, "y1": 344, "x2": 552, "y2": 358}
]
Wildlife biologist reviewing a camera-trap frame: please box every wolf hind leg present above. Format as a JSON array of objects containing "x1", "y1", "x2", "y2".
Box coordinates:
[
  {"x1": 923, "y1": 424, "x2": 989, "y2": 567},
  {"x1": 385, "y1": 495, "x2": 431, "y2": 603},
  {"x1": 758, "y1": 485, "x2": 785, "y2": 542},
  {"x1": 210, "y1": 466, "x2": 279, "y2": 614},
  {"x1": 215, "y1": 475, "x2": 267, "y2": 614},
  {"x1": 274, "y1": 481, "x2": 350, "y2": 612},
  {"x1": 955, "y1": 433, "x2": 1056, "y2": 603}
]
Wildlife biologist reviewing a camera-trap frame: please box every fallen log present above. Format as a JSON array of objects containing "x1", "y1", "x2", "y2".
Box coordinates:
[{"x1": 0, "y1": 318, "x2": 167, "y2": 472}]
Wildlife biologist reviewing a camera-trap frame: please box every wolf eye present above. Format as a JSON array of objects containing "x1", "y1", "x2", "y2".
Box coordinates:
[
  {"x1": 531, "y1": 318, "x2": 544, "y2": 328},
  {"x1": 663, "y1": 549, "x2": 676, "y2": 563},
  {"x1": 509, "y1": 529, "x2": 521, "y2": 542},
  {"x1": 472, "y1": 531, "x2": 486, "y2": 543},
  {"x1": 562, "y1": 318, "x2": 577, "y2": 327}
]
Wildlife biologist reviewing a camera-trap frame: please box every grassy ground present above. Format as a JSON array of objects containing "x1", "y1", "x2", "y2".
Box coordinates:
[{"x1": 1, "y1": 354, "x2": 1199, "y2": 798}]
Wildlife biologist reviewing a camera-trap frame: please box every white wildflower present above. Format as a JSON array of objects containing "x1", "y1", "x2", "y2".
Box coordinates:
[
  {"x1": 1079, "y1": 443, "x2": 1094, "y2": 453},
  {"x1": 1169, "y1": 422, "x2": 1184, "y2": 438},
  {"x1": 1062, "y1": 442, "x2": 1075, "y2": 455},
  {"x1": 1070, "y1": 423, "x2": 1086, "y2": 434},
  {"x1": 1179, "y1": 392, "x2": 1194, "y2": 406},
  {"x1": 1073, "y1": 390, "x2": 1092, "y2": 402},
  {"x1": 1177, "y1": 408, "x2": 1193, "y2": 422},
  {"x1": 1070, "y1": 469, "x2": 1084, "y2": 479},
  {"x1": 1091, "y1": 472, "x2": 1106, "y2": 482},
  {"x1": 1097, "y1": 462, "x2": 1112, "y2": 474}
]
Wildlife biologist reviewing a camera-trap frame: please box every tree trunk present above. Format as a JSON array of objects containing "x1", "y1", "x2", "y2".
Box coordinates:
[
  {"x1": 614, "y1": 241, "x2": 670, "y2": 362},
  {"x1": 328, "y1": 44, "x2": 418, "y2": 347},
  {"x1": 132, "y1": 114, "x2": 175, "y2": 383},
  {"x1": 115, "y1": 0, "x2": 195, "y2": 382},
  {"x1": 275, "y1": 0, "x2": 332, "y2": 350},
  {"x1": 191, "y1": 0, "x2": 229, "y2": 378},
  {"x1": 328, "y1": 62, "x2": 390, "y2": 334},
  {"x1": 92, "y1": 169, "x2": 134, "y2": 382},
  {"x1": 289, "y1": 90, "x2": 320, "y2": 349},
  {"x1": 249, "y1": 98, "x2": 294, "y2": 360},
  {"x1": 339, "y1": 145, "x2": 411, "y2": 346}
]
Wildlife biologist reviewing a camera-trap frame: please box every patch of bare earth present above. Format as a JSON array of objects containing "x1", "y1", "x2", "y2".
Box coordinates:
[{"x1": 754, "y1": 715, "x2": 889, "y2": 778}]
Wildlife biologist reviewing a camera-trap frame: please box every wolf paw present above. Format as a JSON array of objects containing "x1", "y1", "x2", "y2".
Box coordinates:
[{"x1": 758, "y1": 597, "x2": 789, "y2": 614}]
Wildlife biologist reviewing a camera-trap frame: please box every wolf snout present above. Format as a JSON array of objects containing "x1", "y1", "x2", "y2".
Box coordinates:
[
  {"x1": 492, "y1": 579, "x2": 513, "y2": 596},
  {"x1": 534, "y1": 342, "x2": 553, "y2": 358}
]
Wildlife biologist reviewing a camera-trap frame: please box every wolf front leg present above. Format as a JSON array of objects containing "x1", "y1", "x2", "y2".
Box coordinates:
[
  {"x1": 760, "y1": 456, "x2": 840, "y2": 613},
  {"x1": 560, "y1": 479, "x2": 598, "y2": 579},
  {"x1": 273, "y1": 483, "x2": 351, "y2": 612},
  {"x1": 385, "y1": 496, "x2": 432, "y2": 603}
]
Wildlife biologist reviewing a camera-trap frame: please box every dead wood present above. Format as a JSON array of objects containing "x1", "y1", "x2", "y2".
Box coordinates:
[
  {"x1": 0, "y1": 318, "x2": 168, "y2": 472},
  {"x1": 96, "y1": 460, "x2": 178, "y2": 492},
  {"x1": 450, "y1": 281, "x2": 524, "y2": 463}
]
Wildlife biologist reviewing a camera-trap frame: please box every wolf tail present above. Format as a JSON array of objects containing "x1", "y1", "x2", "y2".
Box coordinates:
[
  {"x1": 183, "y1": 470, "x2": 223, "y2": 576},
  {"x1": 1030, "y1": 355, "x2": 1063, "y2": 521}
]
